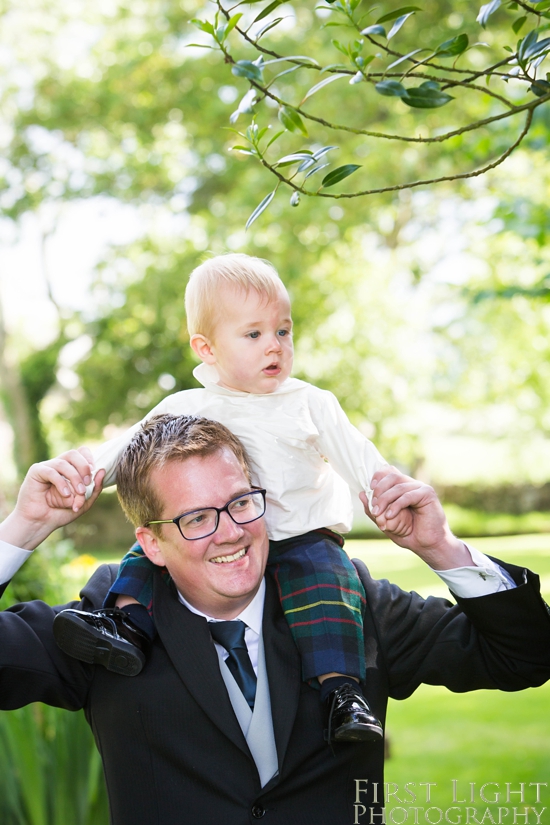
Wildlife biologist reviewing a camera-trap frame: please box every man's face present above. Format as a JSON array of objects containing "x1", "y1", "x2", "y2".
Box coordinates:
[
  {"x1": 136, "y1": 448, "x2": 269, "y2": 619},
  {"x1": 202, "y1": 284, "x2": 294, "y2": 395}
]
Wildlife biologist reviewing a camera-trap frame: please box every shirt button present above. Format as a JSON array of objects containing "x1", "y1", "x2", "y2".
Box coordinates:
[{"x1": 251, "y1": 803, "x2": 266, "y2": 818}]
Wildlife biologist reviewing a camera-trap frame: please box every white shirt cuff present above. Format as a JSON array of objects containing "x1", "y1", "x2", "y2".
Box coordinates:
[
  {"x1": 435, "y1": 544, "x2": 516, "y2": 598},
  {"x1": 0, "y1": 540, "x2": 33, "y2": 584}
]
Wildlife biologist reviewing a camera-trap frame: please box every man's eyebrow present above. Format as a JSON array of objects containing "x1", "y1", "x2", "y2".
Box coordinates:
[{"x1": 182, "y1": 487, "x2": 254, "y2": 511}]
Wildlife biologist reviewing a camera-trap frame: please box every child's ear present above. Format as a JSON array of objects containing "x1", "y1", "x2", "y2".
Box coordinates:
[
  {"x1": 135, "y1": 526, "x2": 167, "y2": 568},
  {"x1": 190, "y1": 333, "x2": 216, "y2": 364}
]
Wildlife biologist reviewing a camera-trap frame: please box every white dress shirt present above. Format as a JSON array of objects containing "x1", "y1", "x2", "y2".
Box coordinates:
[{"x1": 178, "y1": 579, "x2": 265, "y2": 674}]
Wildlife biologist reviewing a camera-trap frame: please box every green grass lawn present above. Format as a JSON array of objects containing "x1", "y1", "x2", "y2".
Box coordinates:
[{"x1": 347, "y1": 537, "x2": 550, "y2": 825}]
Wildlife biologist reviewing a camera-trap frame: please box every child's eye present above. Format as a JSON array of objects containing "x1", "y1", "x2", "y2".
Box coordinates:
[
  {"x1": 277, "y1": 329, "x2": 291, "y2": 337},
  {"x1": 247, "y1": 331, "x2": 260, "y2": 339}
]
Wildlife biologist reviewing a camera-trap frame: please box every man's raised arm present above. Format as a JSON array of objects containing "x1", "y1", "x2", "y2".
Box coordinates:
[
  {"x1": 360, "y1": 466, "x2": 516, "y2": 596},
  {"x1": 0, "y1": 449, "x2": 104, "y2": 553}
]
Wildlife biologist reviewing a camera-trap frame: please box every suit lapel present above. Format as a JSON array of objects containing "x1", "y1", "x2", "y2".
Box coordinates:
[
  {"x1": 152, "y1": 570, "x2": 302, "y2": 773},
  {"x1": 152, "y1": 572, "x2": 250, "y2": 757},
  {"x1": 262, "y1": 573, "x2": 302, "y2": 773}
]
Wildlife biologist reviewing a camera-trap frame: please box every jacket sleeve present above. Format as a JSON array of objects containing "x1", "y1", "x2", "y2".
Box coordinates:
[
  {"x1": 0, "y1": 564, "x2": 118, "y2": 712},
  {"x1": 354, "y1": 557, "x2": 550, "y2": 700}
]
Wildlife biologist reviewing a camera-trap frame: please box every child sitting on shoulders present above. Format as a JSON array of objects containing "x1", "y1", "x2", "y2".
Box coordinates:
[{"x1": 54, "y1": 253, "x2": 389, "y2": 743}]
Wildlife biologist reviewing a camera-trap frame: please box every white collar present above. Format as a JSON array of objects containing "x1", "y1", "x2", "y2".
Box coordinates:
[
  {"x1": 193, "y1": 362, "x2": 305, "y2": 397},
  {"x1": 177, "y1": 577, "x2": 265, "y2": 636}
]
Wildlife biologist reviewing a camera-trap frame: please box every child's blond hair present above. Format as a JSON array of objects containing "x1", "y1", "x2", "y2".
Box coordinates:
[{"x1": 185, "y1": 253, "x2": 286, "y2": 339}]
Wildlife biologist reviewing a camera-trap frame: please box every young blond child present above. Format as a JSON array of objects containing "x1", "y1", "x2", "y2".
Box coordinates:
[{"x1": 54, "y1": 253, "x2": 388, "y2": 742}]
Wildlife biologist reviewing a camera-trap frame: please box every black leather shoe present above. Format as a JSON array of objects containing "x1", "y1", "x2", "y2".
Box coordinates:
[
  {"x1": 53, "y1": 608, "x2": 149, "y2": 676},
  {"x1": 327, "y1": 683, "x2": 384, "y2": 742}
]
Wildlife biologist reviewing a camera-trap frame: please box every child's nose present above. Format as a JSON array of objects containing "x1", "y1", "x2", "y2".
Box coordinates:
[{"x1": 266, "y1": 334, "x2": 281, "y2": 352}]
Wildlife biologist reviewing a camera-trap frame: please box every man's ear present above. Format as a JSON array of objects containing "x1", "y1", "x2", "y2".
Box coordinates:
[
  {"x1": 190, "y1": 333, "x2": 216, "y2": 364},
  {"x1": 135, "y1": 526, "x2": 167, "y2": 568}
]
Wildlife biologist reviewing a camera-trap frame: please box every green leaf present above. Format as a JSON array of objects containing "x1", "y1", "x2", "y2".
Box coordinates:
[
  {"x1": 191, "y1": 18, "x2": 215, "y2": 34},
  {"x1": 246, "y1": 190, "x2": 277, "y2": 229},
  {"x1": 265, "y1": 129, "x2": 285, "y2": 148},
  {"x1": 278, "y1": 106, "x2": 309, "y2": 136},
  {"x1": 386, "y1": 48, "x2": 423, "y2": 70},
  {"x1": 361, "y1": 24, "x2": 387, "y2": 36},
  {"x1": 476, "y1": 0, "x2": 501, "y2": 28},
  {"x1": 253, "y1": 0, "x2": 285, "y2": 21},
  {"x1": 518, "y1": 29, "x2": 538, "y2": 63},
  {"x1": 530, "y1": 79, "x2": 550, "y2": 96},
  {"x1": 275, "y1": 152, "x2": 315, "y2": 167},
  {"x1": 301, "y1": 73, "x2": 348, "y2": 103},
  {"x1": 255, "y1": 17, "x2": 284, "y2": 40},
  {"x1": 524, "y1": 36, "x2": 550, "y2": 62},
  {"x1": 262, "y1": 55, "x2": 320, "y2": 67},
  {"x1": 375, "y1": 79, "x2": 407, "y2": 97},
  {"x1": 321, "y1": 164, "x2": 361, "y2": 187},
  {"x1": 230, "y1": 89, "x2": 258, "y2": 124},
  {"x1": 387, "y1": 12, "x2": 415, "y2": 40},
  {"x1": 355, "y1": 55, "x2": 375, "y2": 68},
  {"x1": 434, "y1": 33, "x2": 469, "y2": 56},
  {"x1": 402, "y1": 84, "x2": 454, "y2": 108},
  {"x1": 222, "y1": 13, "x2": 243, "y2": 40},
  {"x1": 230, "y1": 145, "x2": 257, "y2": 155},
  {"x1": 512, "y1": 16, "x2": 527, "y2": 34},
  {"x1": 376, "y1": 6, "x2": 421, "y2": 24},
  {"x1": 321, "y1": 63, "x2": 353, "y2": 72},
  {"x1": 231, "y1": 60, "x2": 264, "y2": 82},
  {"x1": 304, "y1": 162, "x2": 330, "y2": 180},
  {"x1": 331, "y1": 39, "x2": 349, "y2": 55},
  {"x1": 313, "y1": 145, "x2": 338, "y2": 160}
]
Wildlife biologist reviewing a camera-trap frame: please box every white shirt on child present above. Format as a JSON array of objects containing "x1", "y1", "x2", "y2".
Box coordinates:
[
  {"x1": 91, "y1": 362, "x2": 388, "y2": 542},
  {"x1": 82, "y1": 362, "x2": 513, "y2": 595}
]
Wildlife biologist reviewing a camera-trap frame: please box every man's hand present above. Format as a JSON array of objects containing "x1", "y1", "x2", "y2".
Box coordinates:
[
  {"x1": 360, "y1": 466, "x2": 473, "y2": 570},
  {"x1": 0, "y1": 449, "x2": 104, "y2": 551}
]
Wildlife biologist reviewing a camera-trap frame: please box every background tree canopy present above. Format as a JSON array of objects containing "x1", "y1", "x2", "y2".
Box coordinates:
[{"x1": 1, "y1": 0, "x2": 550, "y2": 493}]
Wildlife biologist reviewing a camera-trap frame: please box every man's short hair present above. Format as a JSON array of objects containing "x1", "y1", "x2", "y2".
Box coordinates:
[
  {"x1": 185, "y1": 253, "x2": 286, "y2": 340},
  {"x1": 116, "y1": 414, "x2": 252, "y2": 533}
]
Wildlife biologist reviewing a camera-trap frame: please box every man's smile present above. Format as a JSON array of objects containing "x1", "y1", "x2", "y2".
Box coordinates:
[{"x1": 210, "y1": 547, "x2": 248, "y2": 564}]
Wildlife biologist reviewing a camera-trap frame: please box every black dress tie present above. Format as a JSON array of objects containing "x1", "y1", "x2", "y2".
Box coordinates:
[{"x1": 209, "y1": 620, "x2": 257, "y2": 710}]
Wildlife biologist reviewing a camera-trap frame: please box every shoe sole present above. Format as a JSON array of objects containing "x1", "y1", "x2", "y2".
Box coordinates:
[
  {"x1": 53, "y1": 613, "x2": 146, "y2": 676},
  {"x1": 333, "y1": 722, "x2": 384, "y2": 742}
]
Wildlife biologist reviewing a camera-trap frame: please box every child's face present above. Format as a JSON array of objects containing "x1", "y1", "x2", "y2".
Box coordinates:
[{"x1": 197, "y1": 285, "x2": 294, "y2": 394}]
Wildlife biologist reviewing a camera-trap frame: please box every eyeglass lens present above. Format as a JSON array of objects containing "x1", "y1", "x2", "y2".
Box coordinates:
[{"x1": 177, "y1": 491, "x2": 265, "y2": 539}]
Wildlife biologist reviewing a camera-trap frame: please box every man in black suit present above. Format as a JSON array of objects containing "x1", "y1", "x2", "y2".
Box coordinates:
[{"x1": 1, "y1": 414, "x2": 549, "y2": 825}]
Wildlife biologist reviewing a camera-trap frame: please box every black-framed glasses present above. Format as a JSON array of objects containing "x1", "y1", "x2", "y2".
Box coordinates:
[{"x1": 144, "y1": 489, "x2": 267, "y2": 541}]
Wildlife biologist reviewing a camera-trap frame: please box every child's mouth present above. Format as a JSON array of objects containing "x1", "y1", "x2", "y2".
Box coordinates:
[{"x1": 264, "y1": 364, "x2": 280, "y2": 374}]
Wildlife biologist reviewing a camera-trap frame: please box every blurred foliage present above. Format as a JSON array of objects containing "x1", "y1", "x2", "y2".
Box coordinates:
[
  {"x1": 0, "y1": 704, "x2": 108, "y2": 825},
  {"x1": 191, "y1": 0, "x2": 550, "y2": 222},
  {"x1": 0, "y1": 0, "x2": 549, "y2": 480},
  {"x1": 4, "y1": 538, "x2": 78, "y2": 604}
]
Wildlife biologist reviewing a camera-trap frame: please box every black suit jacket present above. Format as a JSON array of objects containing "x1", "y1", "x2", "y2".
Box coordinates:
[{"x1": 1, "y1": 558, "x2": 549, "y2": 825}]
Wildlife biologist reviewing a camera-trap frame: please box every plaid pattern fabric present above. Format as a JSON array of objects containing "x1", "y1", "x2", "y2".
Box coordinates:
[
  {"x1": 269, "y1": 531, "x2": 366, "y2": 683},
  {"x1": 103, "y1": 543, "x2": 170, "y2": 615},
  {"x1": 105, "y1": 531, "x2": 366, "y2": 683}
]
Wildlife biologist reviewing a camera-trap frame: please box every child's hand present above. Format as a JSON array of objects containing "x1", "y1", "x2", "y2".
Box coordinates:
[
  {"x1": 1, "y1": 448, "x2": 104, "y2": 551},
  {"x1": 360, "y1": 467, "x2": 471, "y2": 570}
]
